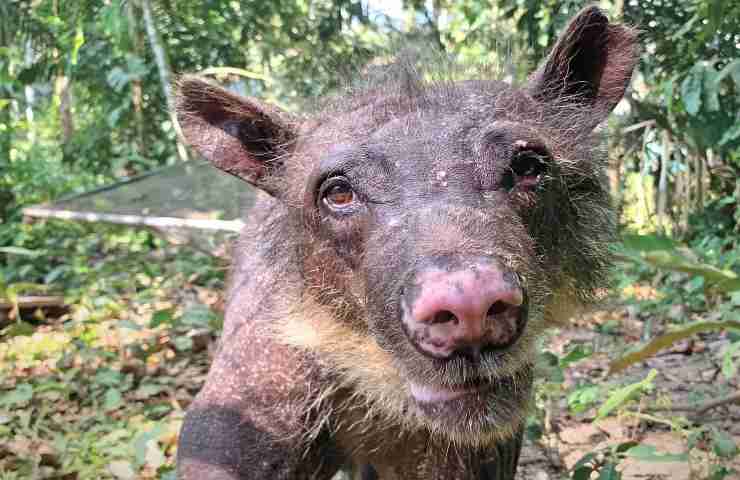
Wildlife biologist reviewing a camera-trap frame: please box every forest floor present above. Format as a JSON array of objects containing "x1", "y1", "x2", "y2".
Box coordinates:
[
  {"x1": 1, "y1": 275, "x2": 738, "y2": 479},
  {"x1": 520, "y1": 308, "x2": 740, "y2": 480}
]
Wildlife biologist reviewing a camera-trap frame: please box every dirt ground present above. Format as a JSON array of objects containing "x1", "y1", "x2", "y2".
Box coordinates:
[{"x1": 517, "y1": 308, "x2": 740, "y2": 480}]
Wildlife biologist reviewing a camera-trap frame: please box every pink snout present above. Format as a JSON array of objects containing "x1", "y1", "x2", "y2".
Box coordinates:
[{"x1": 401, "y1": 258, "x2": 526, "y2": 361}]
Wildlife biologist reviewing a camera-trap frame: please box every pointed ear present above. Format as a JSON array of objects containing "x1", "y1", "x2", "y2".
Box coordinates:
[
  {"x1": 528, "y1": 6, "x2": 639, "y2": 126},
  {"x1": 175, "y1": 76, "x2": 297, "y2": 195}
]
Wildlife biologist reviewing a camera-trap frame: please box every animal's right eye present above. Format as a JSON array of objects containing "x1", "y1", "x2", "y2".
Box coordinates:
[
  {"x1": 512, "y1": 150, "x2": 547, "y2": 183},
  {"x1": 501, "y1": 148, "x2": 549, "y2": 191},
  {"x1": 319, "y1": 177, "x2": 359, "y2": 214}
]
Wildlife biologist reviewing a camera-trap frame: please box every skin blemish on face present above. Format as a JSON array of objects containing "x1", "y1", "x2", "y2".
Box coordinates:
[{"x1": 434, "y1": 170, "x2": 449, "y2": 187}]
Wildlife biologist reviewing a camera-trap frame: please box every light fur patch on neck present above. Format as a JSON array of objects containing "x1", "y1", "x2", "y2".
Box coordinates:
[{"x1": 276, "y1": 297, "x2": 409, "y2": 419}]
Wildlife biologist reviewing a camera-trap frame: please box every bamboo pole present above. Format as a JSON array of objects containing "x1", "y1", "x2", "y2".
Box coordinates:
[
  {"x1": 22, "y1": 207, "x2": 244, "y2": 232},
  {"x1": 139, "y1": 0, "x2": 189, "y2": 161}
]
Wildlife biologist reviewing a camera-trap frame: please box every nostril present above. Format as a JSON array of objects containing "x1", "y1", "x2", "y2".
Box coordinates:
[
  {"x1": 430, "y1": 310, "x2": 458, "y2": 325},
  {"x1": 487, "y1": 301, "x2": 509, "y2": 317}
]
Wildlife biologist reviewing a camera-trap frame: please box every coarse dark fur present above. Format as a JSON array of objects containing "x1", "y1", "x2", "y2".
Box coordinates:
[{"x1": 175, "y1": 7, "x2": 639, "y2": 480}]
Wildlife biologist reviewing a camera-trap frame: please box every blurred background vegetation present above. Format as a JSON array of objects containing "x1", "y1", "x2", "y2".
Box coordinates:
[{"x1": 1, "y1": 0, "x2": 739, "y2": 479}]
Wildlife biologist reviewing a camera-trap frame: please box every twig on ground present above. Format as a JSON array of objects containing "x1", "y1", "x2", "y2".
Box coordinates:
[{"x1": 631, "y1": 390, "x2": 740, "y2": 418}]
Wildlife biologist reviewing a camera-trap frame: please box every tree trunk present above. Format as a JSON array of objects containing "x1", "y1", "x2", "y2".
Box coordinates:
[
  {"x1": 24, "y1": 39, "x2": 35, "y2": 143},
  {"x1": 695, "y1": 150, "x2": 705, "y2": 212},
  {"x1": 139, "y1": 0, "x2": 188, "y2": 161},
  {"x1": 657, "y1": 130, "x2": 671, "y2": 232},
  {"x1": 0, "y1": 104, "x2": 13, "y2": 221},
  {"x1": 675, "y1": 153, "x2": 689, "y2": 236},
  {"x1": 55, "y1": 76, "x2": 75, "y2": 143},
  {"x1": 126, "y1": 0, "x2": 146, "y2": 156}
]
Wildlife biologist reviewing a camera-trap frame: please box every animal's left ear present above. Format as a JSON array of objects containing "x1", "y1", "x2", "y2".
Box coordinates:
[{"x1": 528, "y1": 6, "x2": 639, "y2": 127}]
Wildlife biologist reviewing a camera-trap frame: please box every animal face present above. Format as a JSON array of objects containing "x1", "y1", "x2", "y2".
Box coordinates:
[{"x1": 176, "y1": 5, "x2": 638, "y2": 445}]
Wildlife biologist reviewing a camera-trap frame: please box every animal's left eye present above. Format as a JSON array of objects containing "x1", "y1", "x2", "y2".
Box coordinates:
[
  {"x1": 511, "y1": 149, "x2": 547, "y2": 180},
  {"x1": 320, "y1": 177, "x2": 358, "y2": 213},
  {"x1": 499, "y1": 148, "x2": 549, "y2": 192}
]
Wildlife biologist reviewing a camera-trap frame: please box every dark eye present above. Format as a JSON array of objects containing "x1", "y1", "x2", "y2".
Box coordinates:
[
  {"x1": 320, "y1": 177, "x2": 357, "y2": 212},
  {"x1": 506, "y1": 149, "x2": 548, "y2": 190}
]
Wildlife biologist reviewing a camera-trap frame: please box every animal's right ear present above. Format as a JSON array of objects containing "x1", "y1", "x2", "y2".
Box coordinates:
[
  {"x1": 527, "y1": 6, "x2": 639, "y2": 129},
  {"x1": 176, "y1": 76, "x2": 296, "y2": 196}
]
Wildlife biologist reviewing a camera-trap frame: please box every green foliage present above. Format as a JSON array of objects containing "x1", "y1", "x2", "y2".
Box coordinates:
[
  {"x1": 0, "y1": 220, "x2": 224, "y2": 478},
  {"x1": 570, "y1": 441, "x2": 656, "y2": 480},
  {"x1": 610, "y1": 320, "x2": 740, "y2": 374},
  {"x1": 626, "y1": 0, "x2": 740, "y2": 154},
  {"x1": 597, "y1": 369, "x2": 656, "y2": 419}
]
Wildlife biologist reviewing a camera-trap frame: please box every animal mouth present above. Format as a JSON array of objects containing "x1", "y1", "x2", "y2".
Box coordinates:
[
  {"x1": 409, "y1": 377, "x2": 493, "y2": 404},
  {"x1": 406, "y1": 364, "x2": 534, "y2": 424}
]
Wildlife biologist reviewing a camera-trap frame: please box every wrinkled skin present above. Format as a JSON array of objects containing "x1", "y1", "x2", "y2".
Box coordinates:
[{"x1": 175, "y1": 7, "x2": 638, "y2": 480}]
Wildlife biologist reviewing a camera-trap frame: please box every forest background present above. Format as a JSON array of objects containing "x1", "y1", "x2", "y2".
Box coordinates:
[{"x1": 1, "y1": 0, "x2": 739, "y2": 479}]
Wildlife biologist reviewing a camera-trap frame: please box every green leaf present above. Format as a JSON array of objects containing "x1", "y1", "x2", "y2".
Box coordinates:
[
  {"x1": 572, "y1": 452, "x2": 597, "y2": 471},
  {"x1": 71, "y1": 24, "x2": 85, "y2": 66},
  {"x1": 709, "y1": 466, "x2": 736, "y2": 480},
  {"x1": 615, "y1": 441, "x2": 640, "y2": 454},
  {"x1": 572, "y1": 466, "x2": 593, "y2": 480},
  {"x1": 180, "y1": 305, "x2": 219, "y2": 329},
  {"x1": 107, "y1": 67, "x2": 129, "y2": 92},
  {"x1": 16, "y1": 63, "x2": 45, "y2": 84},
  {"x1": 719, "y1": 123, "x2": 740, "y2": 147},
  {"x1": 662, "y1": 79, "x2": 675, "y2": 114},
  {"x1": 159, "y1": 471, "x2": 177, "y2": 480},
  {"x1": 703, "y1": 66, "x2": 721, "y2": 112},
  {"x1": 706, "y1": 0, "x2": 725, "y2": 32},
  {"x1": 598, "y1": 462, "x2": 620, "y2": 480},
  {"x1": 2, "y1": 321, "x2": 35, "y2": 338},
  {"x1": 44, "y1": 265, "x2": 69, "y2": 284},
  {"x1": 671, "y1": 14, "x2": 699, "y2": 39},
  {"x1": 568, "y1": 385, "x2": 600, "y2": 413},
  {"x1": 717, "y1": 59, "x2": 740, "y2": 86},
  {"x1": 104, "y1": 388, "x2": 123, "y2": 411},
  {"x1": 681, "y1": 67, "x2": 703, "y2": 115},
  {"x1": 560, "y1": 344, "x2": 593, "y2": 367},
  {"x1": 722, "y1": 342, "x2": 740, "y2": 380},
  {"x1": 711, "y1": 429, "x2": 739, "y2": 459},
  {"x1": 626, "y1": 444, "x2": 688, "y2": 462},
  {"x1": 136, "y1": 384, "x2": 167, "y2": 399},
  {"x1": 610, "y1": 321, "x2": 740, "y2": 374},
  {"x1": 620, "y1": 234, "x2": 676, "y2": 253},
  {"x1": 537, "y1": 351, "x2": 564, "y2": 382},
  {"x1": 150, "y1": 308, "x2": 175, "y2": 328},
  {"x1": 640, "y1": 251, "x2": 737, "y2": 285},
  {"x1": 4, "y1": 282, "x2": 50, "y2": 298},
  {"x1": 0, "y1": 383, "x2": 33, "y2": 406},
  {"x1": 525, "y1": 417, "x2": 543, "y2": 442},
  {"x1": 173, "y1": 336, "x2": 194, "y2": 351},
  {"x1": 95, "y1": 369, "x2": 124, "y2": 387},
  {"x1": 729, "y1": 61, "x2": 740, "y2": 87},
  {"x1": 597, "y1": 370, "x2": 656, "y2": 420}
]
